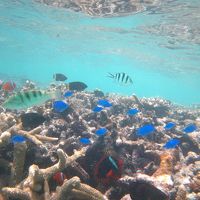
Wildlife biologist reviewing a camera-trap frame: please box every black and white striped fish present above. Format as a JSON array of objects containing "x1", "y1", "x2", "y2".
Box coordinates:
[
  {"x1": 107, "y1": 72, "x2": 133, "y2": 85},
  {"x1": 2, "y1": 90, "x2": 59, "y2": 110}
]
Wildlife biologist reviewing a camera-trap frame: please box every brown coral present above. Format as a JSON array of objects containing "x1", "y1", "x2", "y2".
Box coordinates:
[
  {"x1": 54, "y1": 176, "x2": 106, "y2": 200},
  {"x1": 152, "y1": 151, "x2": 175, "y2": 191},
  {"x1": 175, "y1": 184, "x2": 187, "y2": 200},
  {"x1": 190, "y1": 171, "x2": 200, "y2": 193}
]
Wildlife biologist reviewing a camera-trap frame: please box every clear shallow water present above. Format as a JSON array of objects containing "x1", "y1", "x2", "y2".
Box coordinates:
[{"x1": 0, "y1": 0, "x2": 200, "y2": 106}]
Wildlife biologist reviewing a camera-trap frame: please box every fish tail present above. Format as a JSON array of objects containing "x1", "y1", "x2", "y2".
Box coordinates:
[
  {"x1": 0, "y1": 105, "x2": 6, "y2": 112},
  {"x1": 107, "y1": 72, "x2": 114, "y2": 79},
  {"x1": 66, "y1": 83, "x2": 70, "y2": 90}
]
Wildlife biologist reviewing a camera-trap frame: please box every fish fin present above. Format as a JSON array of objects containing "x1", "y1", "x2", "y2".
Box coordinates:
[
  {"x1": 65, "y1": 83, "x2": 70, "y2": 90},
  {"x1": 107, "y1": 73, "x2": 114, "y2": 79},
  {"x1": 106, "y1": 170, "x2": 114, "y2": 178},
  {"x1": 0, "y1": 106, "x2": 6, "y2": 112},
  {"x1": 50, "y1": 89, "x2": 62, "y2": 100}
]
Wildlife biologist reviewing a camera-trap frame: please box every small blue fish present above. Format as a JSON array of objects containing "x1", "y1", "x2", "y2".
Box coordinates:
[
  {"x1": 164, "y1": 122, "x2": 176, "y2": 130},
  {"x1": 64, "y1": 91, "x2": 73, "y2": 97},
  {"x1": 79, "y1": 138, "x2": 91, "y2": 145},
  {"x1": 11, "y1": 135, "x2": 26, "y2": 144},
  {"x1": 97, "y1": 99, "x2": 112, "y2": 107},
  {"x1": 163, "y1": 138, "x2": 180, "y2": 149},
  {"x1": 183, "y1": 124, "x2": 197, "y2": 133},
  {"x1": 53, "y1": 101, "x2": 69, "y2": 112},
  {"x1": 127, "y1": 108, "x2": 139, "y2": 116},
  {"x1": 93, "y1": 106, "x2": 103, "y2": 112},
  {"x1": 96, "y1": 128, "x2": 108, "y2": 136},
  {"x1": 137, "y1": 124, "x2": 155, "y2": 136}
]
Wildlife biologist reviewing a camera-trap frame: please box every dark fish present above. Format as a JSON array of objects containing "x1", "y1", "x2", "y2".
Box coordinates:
[
  {"x1": 21, "y1": 112, "x2": 46, "y2": 129},
  {"x1": 68, "y1": 81, "x2": 87, "y2": 91},
  {"x1": 94, "y1": 155, "x2": 123, "y2": 184},
  {"x1": 53, "y1": 73, "x2": 67, "y2": 81},
  {"x1": 163, "y1": 138, "x2": 180, "y2": 149},
  {"x1": 107, "y1": 72, "x2": 133, "y2": 85}
]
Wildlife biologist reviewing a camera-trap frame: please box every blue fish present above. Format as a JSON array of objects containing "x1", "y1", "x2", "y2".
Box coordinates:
[
  {"x1": 64, "y1": 91, "x2": 73, "y2": 97},
  {"x1": 164, "y1": 122, "x2": 176, "y2": 130},
  {"x1": 127, "y1": 108, "x2": 139, "y2": 116},
  {"x1": 183, "y1": 124, "x2": 197, "y2": 133},
  {"x1": 11, "y1": 135, "x2": 26, "y2": 144},
  {"x1": 97, "y1": 99, "x2": 112, "y2": 107},
  {"x1": 137, "y1": 124, "x2": 155, "y2": 136},
  {"x1": 93, "y1": 106, "x2": 103, "y2": 112},
  {"x1": 96, "y1": 128, "x2": 108, "y2": 136},
  {"x1": 53, "y1": 101, "x2": 69, "y2": 112},
  {"x1": 79, "y1": 138, "x2": 91, "y2": 145},
  {"x1": 163, "y1": 138, "x2": 180, "y2": 149}
]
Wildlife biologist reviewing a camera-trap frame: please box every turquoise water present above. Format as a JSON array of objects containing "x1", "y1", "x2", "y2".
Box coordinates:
[{"x1": 0, "y1": 0, "x2": 200, "y2": 106}]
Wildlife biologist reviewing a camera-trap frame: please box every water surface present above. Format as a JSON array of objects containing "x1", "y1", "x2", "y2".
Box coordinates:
[{"x1": 0, "y1": 0, "x2": 199, "y2": 105}]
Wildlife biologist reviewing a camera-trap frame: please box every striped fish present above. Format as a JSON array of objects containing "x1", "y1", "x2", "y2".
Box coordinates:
[
  {"x1": 2, "y1": 90, "x2": 59, "y2": 110},
  {"x1": 107, "y1": 72, "x2": 133, "y2": 85}
]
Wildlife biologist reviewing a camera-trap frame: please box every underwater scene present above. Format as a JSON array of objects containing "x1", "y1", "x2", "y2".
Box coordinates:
[{"x1": 0, "y1": 0, "x2": 200, "y2": 200}]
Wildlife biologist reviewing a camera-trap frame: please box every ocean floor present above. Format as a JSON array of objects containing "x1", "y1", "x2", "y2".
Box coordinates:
[{"x1": 0, "y1": 82, "x2": 200, "y2": 200}]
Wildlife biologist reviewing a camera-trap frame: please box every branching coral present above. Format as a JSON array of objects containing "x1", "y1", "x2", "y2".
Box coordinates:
[
  {"x1": 0, "y1": 123, "x2": 58, "y2": 147},
  {"x1": 53, "y1": 176, "x2": 107, "y2": 200},
  {"x1": 0, "y1": 90, "x2": 199, "y2": 200},
  {"x1": 2, "y1": 148, "x2": 88, "y2": 200},
  {"x1": 0, "y1": 113, "x2": 16, "y2": 132},
  {"x1": 11, "y1": 142, "x2": 28, "y2": 185},
  {"x1": 1, "y1": 187, "x2": 31, "y2": 200}
]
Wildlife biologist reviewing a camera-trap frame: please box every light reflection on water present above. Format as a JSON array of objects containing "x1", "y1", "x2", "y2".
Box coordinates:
[{"x1": 0, "y1": 0, "x2": 199, "y2": 105}]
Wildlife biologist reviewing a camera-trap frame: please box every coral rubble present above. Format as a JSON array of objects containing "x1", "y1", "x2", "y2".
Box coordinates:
[{"x1": 0, "y1": 86, "x2": 199, "y2": 200}]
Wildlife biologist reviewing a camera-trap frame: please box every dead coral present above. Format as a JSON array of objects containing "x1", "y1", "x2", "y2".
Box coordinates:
[
  {"x1": 10, "y1": 142, "x2": 27, "y2": 185},
  {"x1": 2, "y1": 148, "x2": 87, "y2": 200},
  {"x1": 190, "y1": 171, "x2": 200, "y2": 193},
  {"x1": 105, "y1": 151, "x2": 177, "y2": 200},
  {"x1": 175, "y1": 184, "x2": 187, "y2": 200},
  {"x1": 0, "y1": 112, "x2": 16, "y2": 132},
  {"x1": 2, "y1": 187, "x2": 31, "y2": 200},
  {"x1": 152, "y1": 151, "x2": 175, "y2": 190},
  {"x1": 0, "y1": 124, "x2": 58, "y2": 147},
  {"x1": 53, "y1": 176, "x2": 106, "y2": 200},
  {"x1": 113, "y1": 174, "x2": 169, "y2": 200}
]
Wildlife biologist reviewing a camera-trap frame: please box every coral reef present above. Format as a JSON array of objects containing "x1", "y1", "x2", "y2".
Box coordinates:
[{"x1": 0, "y1": 85, "x2": 199, "y2": 200}]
